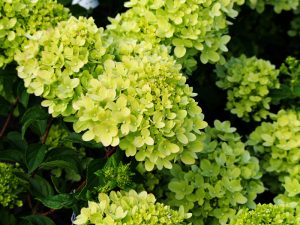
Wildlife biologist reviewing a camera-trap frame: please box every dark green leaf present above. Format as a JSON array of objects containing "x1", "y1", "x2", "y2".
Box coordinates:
[
  {"x1": 0, "y1": 149, "x2": 24, "y2": 163},
  {"x1": 36, "y1": 193, "x2": 76, "y2": 209},
  {"x1": 292, "y1": 86, "x2": 300, "y2": 97},
  {"x1": 45, "y1": 147, "x2": 78, "y2": 161},
  {"x1": 0, "y1": 96, "x2": 11, "y2": 116},
  {"x1": 17, "y1": 82, "x2": 29, "y2": 109},
  {"x1": 21, "y1": 215, "x2": 55, "y2": 225},
  {"x1": 26, "y1": 144, "x2": 47, "y2": 173},
  {"x1": 30, "y1": 120, "x2": 48, "y2": 137},
  {"x1": 21, "y1": 106, "x2": 48, "y2": 138},
  {"x1": 57, "y1": 0, "x2": 72, "y2": 5},
  {"x1": 64, "y1": 133, "x2": 103, "y2": 149},
  {"x1": 39, "y1": 160, "x2": 79, "y2": 173},
  {"x1": 29, "y1": 175, "x2": 54, "y2": 198},
  {"x1": 0, "y1": 208, "x2": 17, "y2": 225},
  {"x1": 7, "y1": 131, "x2": 28, "y2": 151},
  {"x1": 76, "y1": 159, "x2": 105, "y2": 200}
]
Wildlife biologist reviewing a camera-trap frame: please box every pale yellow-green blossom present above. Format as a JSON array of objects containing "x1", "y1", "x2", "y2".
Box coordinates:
[
  {"x1": 216, "y1": 55, "x2": 280, "y2": 121},
  {"x1": 74, "y1": 190, "x2": 191, "y2": 225},
  {"x1": 0, "y1": 0, "x2": 70, "y2": 68}
]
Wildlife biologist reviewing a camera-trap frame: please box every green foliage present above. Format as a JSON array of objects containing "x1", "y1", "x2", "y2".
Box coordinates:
[
  {"x1": 270, "y1": 56, "x2": 300, "y2": 105},
  {"x1": 0, "y1": 162, "x2": 25, "y2": 208},
  {"x1": 216, "y1": 55, "x2": 280, "y2": 121},
  {"x1": 246, "y1": 0, "x2": 299, "y2": 13},
  {"x1": 230, "y1": 203, "x2": 297, "y2": 225},
  {"x1": 107, "y1": 0, "x2": 244, "y2": 73},
  {"x1": 164, "y1": 120, "x2": 264, "y2": 225},
  {"x1": 248, "y1": 109, "x2": 300, "y2": 198},
  {"x1": 73, "y1": 190, "x2": 191, "y2": 225},
  {"x1": 0, "y1": 0, "x2": 70, "y2": 68},
  {"x1": 94, "y1": 156, "x2": 134, "y2": 193}
]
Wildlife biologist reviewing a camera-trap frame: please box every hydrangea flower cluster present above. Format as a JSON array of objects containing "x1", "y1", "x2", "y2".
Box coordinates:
[
  {"x1": 165, "y1": 120, "x2": 264, "y2": 225},
  {"x1": 0, "y1": 162, "x2": 24, "y2": 208},
  {"x1": 106, "y1": 0, "x2": 244, "y2": 73},
  {"x1": 245, "y1": 0, "x2": 299, "y2": 13},
  {"x1": 216, "y1": 55, "x2": 280, "y2": 121},
  {"x1": 0, "y1": 0, "x2": 70, "y2": 68},
  {"x1": 15, "y1": 16, "x2": 109, "y2": 117},
  {"x1": 73, "y1": 190, "x2": 190, "y2": 225},
  {"x1": 230, "y1": 203, "x2": 298, "y2": 225},
  {"x1": 16, "y1": 17, "x2": 208, "y2": 171},
  {"x1": 73, "y1": 40, "x2": 207, "y2": 171},
  {"x1": 248, "y1": 109, "x2": 300, "y2": 199}
]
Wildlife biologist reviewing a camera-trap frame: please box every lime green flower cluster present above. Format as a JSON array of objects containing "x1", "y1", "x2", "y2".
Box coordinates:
[
  {"x1": 107, "y1": 0, "x2": 244, "y2": 72},
  {"x1": 0, "y1": 162, "x2": 24, "y2": 208},
  {"x1": 15, "y1": 16, "x2": 109, "y2": 117},
  {"x1": 0, "y1": 0, "x2": 70, "y2": 68},
  {"x1": 230, "y1": 204, "x2": 298, "y2": 225},
  {"x1": 248, "y1": 109, "x2": 300, "y2": 198},
  {"x1": 245, "y1": 0, "x2": 299, "y2": 13},
  {"x1": 73, "y1": 40, "x2": 207, "y2": 171},
  {"x1": 73, "y1": 190, "x2": 190, "y2": 225},
  {"x1": 165, "y1": 120, "x2": 264, "y2": 225},
  {"x1": 216, "y1": 55, "x2": 280, "y2": 121}
]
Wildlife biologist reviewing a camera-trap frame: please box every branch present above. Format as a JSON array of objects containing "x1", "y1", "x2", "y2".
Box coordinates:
[
  {"x1": 41, "y1": 118, "x2": 53, "y2": 144},
  {"x1": 104, "y1": 146, "x2": 117, "y2": 158},
  {"x1": 0, "y1": 97, "x2": 19, "y2": 138}
]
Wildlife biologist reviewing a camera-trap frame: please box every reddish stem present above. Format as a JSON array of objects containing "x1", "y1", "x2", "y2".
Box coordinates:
[{"x1": 0, "y1": 97, "x2": 19, "y2": 138}]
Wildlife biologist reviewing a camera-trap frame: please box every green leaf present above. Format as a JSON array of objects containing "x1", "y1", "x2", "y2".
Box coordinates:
[
  {"x1": 39, "y1": 160, "x2": 79, "y2": 174},
  {"x1": 22, "y1": 215, "x2": 55, "y2": 225},
  {"x1": 0, "y1": 149, "x2": 25, "y2": 163},
  {"x1": 36, "y1": 193, "x2": 76, "y2": 209},
  {"x1": 26, "y1": 144, "x2": 47, "y2": 173},
  {"x1": 76, "y1": 159, "x2": 106, "y2": 200},
  {"x1": 292, "y1": 86, "x2": 300, "y2": 97},
  {"x1": 29, "y1": 175, "x2": 54, "y2": 198},
  {"x1": 0, "y1": 96, "x2": 11, "y2": 116},
  {"x1": 6, "y1": 131, "x2": 28, "y2": 151},
  {"x1": 17, "y1": 82, "x2": 29, "y2": 108},
  {"x1": 64, "y1": 133, "x2": 103, "y2": 149},
  {"x1": 0, "y1": 208, "x2": 17, "y2": 225},
  {"x1": 21, "y1": 106, "x2": 49, "y2": 138}
]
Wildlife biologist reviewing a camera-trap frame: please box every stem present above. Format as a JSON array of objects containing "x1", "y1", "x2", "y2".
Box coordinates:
[
  {"x1": 104, "y1": 146, "x2": 117, "y2": 158},
  {"x1": 41, "y1": 118, "x2": 53, "y2": 144},
  {"x1": 41, "y1": 208, "x2": 55, "y2": 216},
  {"x1": 0, "y1": 97, "x2": 19, "y2": 138}
]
